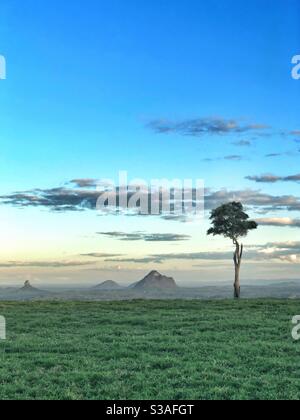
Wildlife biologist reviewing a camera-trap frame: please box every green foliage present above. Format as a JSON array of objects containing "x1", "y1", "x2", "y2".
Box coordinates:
[
  {"x1": 0, "y1": 300, "x2": 299, "y2": 400},
  {"x1": 207, "y1": 202, "x2": 258, "y2": 241}
]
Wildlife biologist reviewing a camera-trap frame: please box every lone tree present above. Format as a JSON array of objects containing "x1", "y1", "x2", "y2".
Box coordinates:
[{"x1": 207, "y1": 202, "x2": 258, "y2": 299}]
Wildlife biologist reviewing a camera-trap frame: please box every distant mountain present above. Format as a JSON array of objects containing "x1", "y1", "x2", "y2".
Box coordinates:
[
  {"x1": 19, "y1": 281, "x2": 43, "y2": 293},
  {"x1": 128, "y1": 281, "x2": 139, "y2": 289},
  {"x1": 134, "y1": 271, "x2": 177, "y2": 290},
  {"x1": 267, "y1": 281, "x2": 299, "y2": 288},
  {"x1": 93, "y1": 280, "x2": 123, "y2": 291}
]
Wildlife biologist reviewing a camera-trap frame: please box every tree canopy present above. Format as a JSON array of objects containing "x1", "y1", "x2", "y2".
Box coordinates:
[{"x1": 207, "y1": 202, "x2": 258, "y2": 242}]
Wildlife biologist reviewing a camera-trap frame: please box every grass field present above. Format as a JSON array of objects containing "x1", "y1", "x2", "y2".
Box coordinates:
[{"x1": 0, "y1": 299, "x2": 299, "y2": 400}]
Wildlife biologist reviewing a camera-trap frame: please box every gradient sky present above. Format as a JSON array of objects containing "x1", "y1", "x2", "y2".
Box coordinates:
[{"x1": 0, "y1": 0, "x2": 300, "y2": 286}]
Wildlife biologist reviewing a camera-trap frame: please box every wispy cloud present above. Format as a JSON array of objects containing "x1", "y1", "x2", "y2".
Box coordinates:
[
  {"x1": 147, "y1": 117, "x2": 269, "y2": 138},
  {"x1": 80, "y1": 253, "x2": 124, "y2": 258},
  {"x1": 0, "y1": 187, "x2": 100, "y2": 212},
  {"x1": 202, "y1": 155, "x2": 244, "y2": 162},
  {"x1": 265, "y1": 151, "x2": 300, "y2": 158},
  {"x1": 256, "y1": 242, "x2": 300, "y2": 264},
  {"x1": 98, "y1": 232, "x2": 191, "y2": 242},
  {"x1": 70, "y1": 179, "x2": 98, "y2": 188},
  {"x1": 0, "y1": 260, "x2": 96, "y2": 268},
  {"x1": 256, "y1": 218, "x2": 300, "y2": 228},
  {"x1": 104, "y1": 252, "x2": 235, "y2": 264},
  {"x1": 105, "y1": 241, "x2": 300, "y2": 265},
  {"x1": 246, "y1": 173, "x2": 300, "y2": 183},
  {"x1": 205, "y1": 189, "x2": 300, "y2": 213},
  {"x1": 105, "y1": 256, "x2": 164, "y2": 264},
  {"x1": 290, "y1": 131, "x2": 300, "y2": 137},
  {"x1": 232, "y1": 140, "x2": 252, "y2": 147}
]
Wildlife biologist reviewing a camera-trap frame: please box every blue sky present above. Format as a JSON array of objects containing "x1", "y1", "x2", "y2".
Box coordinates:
[{"x1": 0, "y1": 0, "x2": 300, "y2": 286}]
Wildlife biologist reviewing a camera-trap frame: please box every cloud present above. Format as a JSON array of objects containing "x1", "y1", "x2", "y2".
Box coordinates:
[
  {"x1": 246, "y1": 174, "x2": 282, "y2": 183},
  {"x1": 147, "y1": 117, "x2": 269, "y2": 138},
  {"x1": 105, "y1": 241, "x2": 300, "y2": 265},
  {"x1": 2, "y1": 181, "x2": 300, "y2": 216},
  {"x1": 104, "y1": 252, "x2": 234, "y2": 265},
  {"x1": 278, "y1": 255, "x2": 300, "y2": 263},
  {"x1": 265, "y1": 151, "x2": 300, "y2": 158},
  {"x1": 0, "y1": 260, "x2": 96, "y2": 268},
  {"x1": 246, "y1": 173, "x2": 300, "y2": 183},
  {"x1": 261, "y1": 241, "x2": 300, "y2": 251},
  {"x1": 232, "y1": 140, "x2": 252, "y2": 147},
  {"x1": 105, "y1": 257, "x2": 164, "y2": 264},
  {"x1": 256, "y1": 218, "x2": 300, "y2": 228},
  {"x1": 0, "y1": 181, "x2": 202, "y2": 216},
  {"x1": 205, "y1": 189, "x2": 300, "y2": 212},
  {"x1": 106, "y1": 250, "x2": 264, "y2": 265},
  {"x1": 202, "y1": 155, "x2": 244, "y2": 162},
  {"x1": 98, "y1": 231, "x2": 191, "y2": 242},
  {"x1": 70, "y1": 179, "x2": 98, "y2": 188},
  {"x1": 151, "y1": 252, "x2": 237, "y2": 261},
  {"x1": 224, "y1": 155, "x2": 243, "y2": 161},
  {"x1": 0, "y1": 187, "x2": 100, "y2": 212},
  {"x1": 160, "y1": 214, "x2": 190, "y2": 223},
  {"x1": 256, "y1": 242, "x2": 300, "y2": 263},
  {"x1": 80, "y1": 253, "x2": 124, "y2": 258},
  {"x1": 265, "y1": 153, "x2": 283, "y2": 158}
]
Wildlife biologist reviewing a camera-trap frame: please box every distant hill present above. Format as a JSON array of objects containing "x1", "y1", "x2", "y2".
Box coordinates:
[
  {"x1": 128, "y1": 281, "x2": 139, "y2": 289},
  {"x1": 134, "y1": 271, "x2": 177, "y2": 290},
  {"x1": 267, "y1": 281, "x2": 299, "y2": 288},
  {"x1": 93, "y1": 280, "x2": 123, "y2": 291},
  {"x1": 18, "y1": 281, "x2": 46, "y2": 294}
]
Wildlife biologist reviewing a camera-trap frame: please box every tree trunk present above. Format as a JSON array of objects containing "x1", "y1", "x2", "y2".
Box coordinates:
[
  {"x1": 234, "y1": 264, "x2": 241, "y2": 299},
  {"x1": 233, "y1": 241, "x2": 243, "y2": 299}
]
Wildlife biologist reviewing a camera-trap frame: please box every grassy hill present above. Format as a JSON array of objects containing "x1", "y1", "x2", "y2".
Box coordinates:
[{"x1": 0, "y1": 299, "x2": 299, "y2": 400}]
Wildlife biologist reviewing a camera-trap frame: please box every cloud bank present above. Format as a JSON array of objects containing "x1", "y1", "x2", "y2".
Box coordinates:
[
  {"x1": 98, "y1": 232, "x2": 191, "y2": 242},
  {"x1": 1, "y1": 182, "x2": 300, "y2": 215},
  {"x1": 246, "y1": 173, "x2": 300, "y2": 183},
  {"x1": 147, "y1": 117, "x2": 269, "y2": 138}
]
